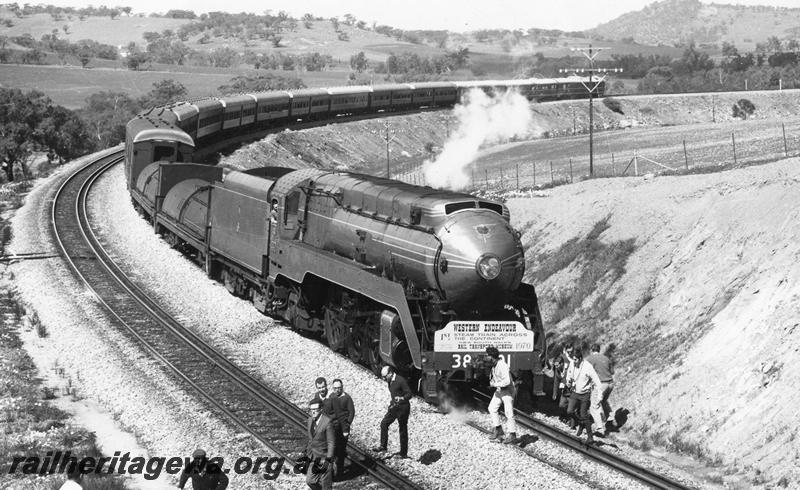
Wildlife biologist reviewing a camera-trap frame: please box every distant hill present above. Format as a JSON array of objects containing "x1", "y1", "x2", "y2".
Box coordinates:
[{"x1": 589, "y1": 0, "x2": 800, "y2": 50}]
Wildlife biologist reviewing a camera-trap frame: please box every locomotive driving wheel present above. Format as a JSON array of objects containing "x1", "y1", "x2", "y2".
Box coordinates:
[{"x1": 324, "y1": 307, "x2": 346, "y2": 352}]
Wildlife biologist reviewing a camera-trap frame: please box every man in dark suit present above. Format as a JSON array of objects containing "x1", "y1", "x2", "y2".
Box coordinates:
[
  {"x1": 305, "y1": 399, "x2": 336, "y2": 490},
  {"x1": 178, "y1": 449, "x2": 228, "y2": 489},
  {"x1": 330, "y1": 379, "x2": 355, "y2": 479},
  {"x1": 372, "y1": 366, "x2": 412, "y2": 459}
]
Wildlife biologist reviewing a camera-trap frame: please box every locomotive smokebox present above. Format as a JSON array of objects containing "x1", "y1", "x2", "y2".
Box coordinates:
[{"x1": 435, "y1": 210, "x2": 524, "y2": 314}]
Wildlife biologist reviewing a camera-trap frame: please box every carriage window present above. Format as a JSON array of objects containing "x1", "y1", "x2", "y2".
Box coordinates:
[{"x1": 284, "y1": 191, "x2": 300, "y2": 228}]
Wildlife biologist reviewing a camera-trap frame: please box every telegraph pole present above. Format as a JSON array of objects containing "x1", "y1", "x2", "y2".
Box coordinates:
[
  {"x1": 560, "y1": 45, "x2": 622, "y2": 178},
  {"x1": 383, "y1": 119, "x2": 396, "y2": 178}
]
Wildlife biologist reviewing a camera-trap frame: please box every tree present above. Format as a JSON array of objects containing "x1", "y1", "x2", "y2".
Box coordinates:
[
  {"x1": 126, "y1": 51, "x2": 148, "y2": 70},
  {"x1": 721, "y1": 41, "x2": 738, "y2": 58},
  {"x1": 0, "y1": 89, "x2": 93, "y2": 181},
  {"x1": 673, "y1": 41, "x2": 714, "y2": 74},
  {"x1": 350, "y1": 51, "x2": 368, "y2": 73},
  {"x1": 77, "y1": 91, "x2": 139, "y2": 148},
  {"x1": 139, "y1": 79, "x2": 187, "y2": 108},
  {"x1": 766, "y1": 36, "x2": 782, "y2": 53}
]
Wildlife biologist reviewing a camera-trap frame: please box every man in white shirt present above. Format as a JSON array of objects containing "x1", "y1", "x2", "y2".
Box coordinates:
[
  {"x1": 485, "y1": 346, "x2": 517, "y2": 444},
  {"x1": 566, "y1": 349, "x2": 603, "y2": 445},
  {"x1": 58, "y1": 469, "x2": 82, "y2": 489}
]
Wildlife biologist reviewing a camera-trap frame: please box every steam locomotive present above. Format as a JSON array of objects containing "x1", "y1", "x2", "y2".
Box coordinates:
[{"x1": 125, "y1": 79, "x2": 558, "y2": 401}]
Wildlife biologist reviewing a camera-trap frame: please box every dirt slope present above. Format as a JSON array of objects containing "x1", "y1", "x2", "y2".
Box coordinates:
[{"x1": 506, "y1": 161, "x2": 800, "y2": 487}]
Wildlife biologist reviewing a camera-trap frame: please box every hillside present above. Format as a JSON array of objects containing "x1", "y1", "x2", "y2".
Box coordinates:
[
  {"x1": 508, "y1": 157, "x2": 800, "y2": 487},
  {"x1": 590, "y1": 0, "x2": 800, "y2": 50}
]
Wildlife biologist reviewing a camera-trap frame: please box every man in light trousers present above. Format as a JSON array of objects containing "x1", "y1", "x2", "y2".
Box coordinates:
[
  {"x1": 585, "y1": 343, "x2": 615, "y2": 436},
  {"x1": 486, "y1": 346, "x2": 517, "y2": 444}
]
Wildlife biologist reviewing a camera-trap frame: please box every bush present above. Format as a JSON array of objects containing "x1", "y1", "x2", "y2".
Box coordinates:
[
  {"x1": 732, "y1": 98, "x2": 756, "y2": 119},
  {"x1": 603, "y1": 97, "x2": 624, "y2": 115}
]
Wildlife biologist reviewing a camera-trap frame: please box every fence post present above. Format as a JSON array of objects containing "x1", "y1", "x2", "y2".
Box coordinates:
[
  {"x1": 683, "y1": 140, "x2": 689, "y2": 170},
  {"x1": 634, "y1": 149, "x2": 639, "y2": 176},
  {"x1": 569, "y1": 158, "x2": 573, "y2": 183},
  {"x1": 549, "y1": 161, "x2": 554, "y2": 184},
  {"x1": 611, "y1": 152, "x2": 615, "y2": 176},
  {"x1": 732, "y1": 132, "x2": 737, "y2": 165},
  {"x1": 515, "y1": 163, "x2": 519, "y2": 191},
  {"x1": 783, "y1": 123, "x2": 788, "y2": 157}
]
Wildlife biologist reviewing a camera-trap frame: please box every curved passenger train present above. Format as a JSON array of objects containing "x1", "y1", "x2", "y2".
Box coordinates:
[{"x1": 124, "y1": 78, "x2": 572, "y2": 400}]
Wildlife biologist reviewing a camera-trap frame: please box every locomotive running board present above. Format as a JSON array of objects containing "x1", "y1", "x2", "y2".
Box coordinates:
[{"x1": 276, "y1": 241, "x2": 422, "y2": 370}]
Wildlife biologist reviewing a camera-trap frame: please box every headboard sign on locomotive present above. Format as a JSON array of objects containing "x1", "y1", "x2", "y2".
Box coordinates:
[{"x1": 124, "y1": 79, "x2": 576, "y2": 403}]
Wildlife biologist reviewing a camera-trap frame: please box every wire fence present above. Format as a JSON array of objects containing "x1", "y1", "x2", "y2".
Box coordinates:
[{"x1": 389, "y1": 120, "x2": 800, "y2": 193}]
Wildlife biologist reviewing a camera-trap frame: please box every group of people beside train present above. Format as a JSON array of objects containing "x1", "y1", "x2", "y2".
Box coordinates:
[
  {"x1": 486, "y1": 340, "x2": 617, "y2": 447},
  {"x1": 300, "y1": 342, "x2": 615, "y2": 489},
  {"x1": 552, "y1": 341, "x2": 617, "y2": 445},
  {"x1": 167, "y1": 342, "x2": 613, "y2": 490},
  {"x1": 301, "y1": 366, "x2": 411, "y2": 490}
]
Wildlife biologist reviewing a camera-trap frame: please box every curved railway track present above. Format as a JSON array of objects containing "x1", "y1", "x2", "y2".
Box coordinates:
[
  {"x1": 472, "y1": 389, "x2": 692, "y2": 489},
  {"x1": 51, "y1": 150, "x2": 422, "y2": 490}
]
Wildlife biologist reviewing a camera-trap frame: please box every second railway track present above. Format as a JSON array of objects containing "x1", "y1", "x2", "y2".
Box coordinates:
[
  {"x1": 472, "y1": 389, "x2": 692, "y2": 489},
  {"x1": 51, "y1": 150, "x2": 422, "y2": 490}
]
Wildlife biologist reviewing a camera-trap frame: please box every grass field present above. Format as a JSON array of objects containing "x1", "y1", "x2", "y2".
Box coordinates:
[{"x1": 0, "y1": 63, "x2": 358, "y2": 108}]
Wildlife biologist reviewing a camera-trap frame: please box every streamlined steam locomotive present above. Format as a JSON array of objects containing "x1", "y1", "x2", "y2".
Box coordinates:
[{"x1": 125, "y1": 79, "x2": 553, "y2": 400}]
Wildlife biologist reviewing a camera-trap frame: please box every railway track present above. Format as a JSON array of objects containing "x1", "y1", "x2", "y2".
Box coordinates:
[
  {"x1": 50, "y1": 151, "x2": 422, "y2": 490},
  {"x1": 472, "y1": 389, "x2": 692, "y2": 489}
]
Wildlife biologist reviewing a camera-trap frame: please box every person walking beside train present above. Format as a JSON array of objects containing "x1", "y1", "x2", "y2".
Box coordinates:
[
  {"x1": 566, "y1": 350, "x2": 603, "y2": 445},
  {"x1": 485, "y1": 346, "x2": 517, "y2": 444},
  {"x1": 585, "y1": 343, "x2": 615, "y2": 437},
  {"x1": 372, "y1": 366, "x2": 412, "y2": 459},
  {"x1": 555, "y1": 343, "x2": 577, "y2": 427},
  {"x1": 329, "y1": 379, "x2": 355, "y2": 480}
]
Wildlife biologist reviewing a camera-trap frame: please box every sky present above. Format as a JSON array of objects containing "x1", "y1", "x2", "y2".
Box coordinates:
[{"x1": 39, "y1": 0, "x2": 800, "y2": 31}]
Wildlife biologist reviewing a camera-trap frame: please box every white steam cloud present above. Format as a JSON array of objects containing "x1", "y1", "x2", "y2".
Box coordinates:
[{"x1": 424, "y1": 88, "x2": 535, "y2": 190}]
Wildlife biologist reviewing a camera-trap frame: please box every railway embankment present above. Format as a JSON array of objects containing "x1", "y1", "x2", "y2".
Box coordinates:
[{"x1": 507, "y1": 158, "x2": 800, "y2": 487}]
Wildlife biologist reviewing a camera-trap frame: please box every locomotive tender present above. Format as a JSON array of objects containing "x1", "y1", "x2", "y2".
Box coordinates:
[{"x1": 124, "y1": 79, "x2": 590, "y2": 400}]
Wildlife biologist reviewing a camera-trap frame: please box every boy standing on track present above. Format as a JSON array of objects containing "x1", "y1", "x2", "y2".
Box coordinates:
[{"x1": 486, "y1": 346, "x2": 517, "y2": 444}]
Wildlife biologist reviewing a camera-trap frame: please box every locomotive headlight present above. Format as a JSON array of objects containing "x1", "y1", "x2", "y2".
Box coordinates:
[{"x1": 476, "y1": 254, "x2": 502, "y2": 280}]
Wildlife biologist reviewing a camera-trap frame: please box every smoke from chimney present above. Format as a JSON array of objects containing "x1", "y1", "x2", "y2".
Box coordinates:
[{"x1": 423, "y1": 88, "x2": 540, "y2": 190}]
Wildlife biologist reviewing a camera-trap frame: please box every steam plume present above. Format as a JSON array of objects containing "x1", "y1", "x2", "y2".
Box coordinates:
[{"x1": 424, "y1": 88, "x2": 535, "y2": 190}]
